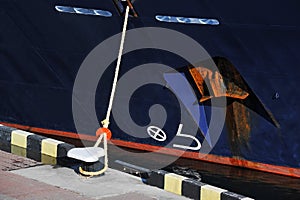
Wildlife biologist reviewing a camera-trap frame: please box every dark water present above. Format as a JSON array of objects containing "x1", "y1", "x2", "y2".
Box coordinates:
[{"x1": 163, "y1": 160, "x2": 300, "y2": 200}]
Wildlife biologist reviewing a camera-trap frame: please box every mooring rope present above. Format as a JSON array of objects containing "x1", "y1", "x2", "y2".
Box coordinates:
[
  {"x1": 102, "y1": 6, "x2": 130, "y2": 130},
  {"x1": 82, "y1": 6, "x2": 130, "y2": 176}
]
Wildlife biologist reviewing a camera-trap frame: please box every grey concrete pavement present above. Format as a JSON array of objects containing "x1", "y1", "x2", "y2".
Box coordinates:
[
  {"x1": 12, "y1": 165, "x2": 190, "y2": 199},
  {"x1": 0, "y1": 149, "x2": 190, "y2": 199}
]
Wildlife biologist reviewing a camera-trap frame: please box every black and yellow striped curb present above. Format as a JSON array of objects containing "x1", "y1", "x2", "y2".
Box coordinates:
[
  {"x1": 146, "y1": 170, "x2": 254, "y2": 200},
  {"x1": 0, "y1": 124, "x2": 75, "y2": 164},
  {"x1": 0, "y1": 124, "x2": 253, "y2": 199}
]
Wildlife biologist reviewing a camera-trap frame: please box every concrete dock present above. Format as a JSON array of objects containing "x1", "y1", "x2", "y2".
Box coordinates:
[
  {"x1": 0, "y1": 150, "x2": 190, "y2": 200},
  {"x1": 0, "y1": 125, "x2": 255, "y2": 200}
]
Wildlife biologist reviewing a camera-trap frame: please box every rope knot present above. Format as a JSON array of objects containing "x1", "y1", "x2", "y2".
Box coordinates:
[{"x1": 101, "y1": 119, "x2": 110, "y2": 128}]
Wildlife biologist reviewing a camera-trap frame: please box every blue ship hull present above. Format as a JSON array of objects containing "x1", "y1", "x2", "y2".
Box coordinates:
[{"x1": 0, "y1": 0, "x2": 299, "y2": 177}]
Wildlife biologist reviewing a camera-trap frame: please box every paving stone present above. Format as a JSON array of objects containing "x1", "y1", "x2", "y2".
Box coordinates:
[{"x1": 0, "y1": 150, "x2": 40, "y2": 171}]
